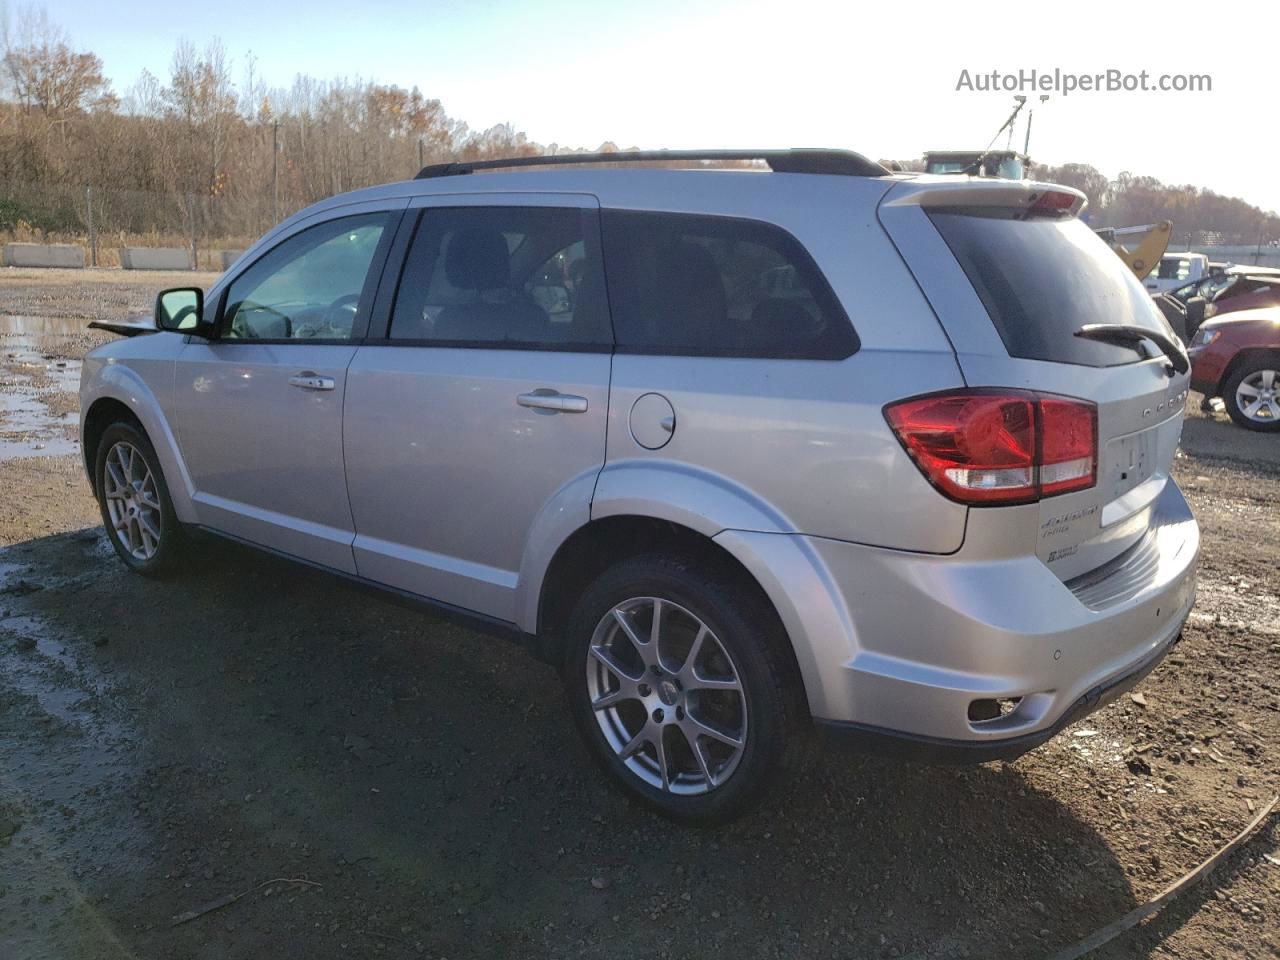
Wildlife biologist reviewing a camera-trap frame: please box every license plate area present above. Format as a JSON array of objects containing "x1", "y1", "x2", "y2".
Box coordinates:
[{"x1": 1105, "y1": 430, "x2": 1157, "y2": 501}]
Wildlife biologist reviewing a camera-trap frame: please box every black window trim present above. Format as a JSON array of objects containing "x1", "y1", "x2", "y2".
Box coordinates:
[
  {"x1": 365, "y1": 204, "x2": 615, "y2": 354},
  {"x1": 600, "y1": 208, "x2": 860, "y2": 361},
  {"x1": 208, "y1": 208, "x2": 405, "y2": 346},
  {"x1": 199, "y1": 203, "x2": 861, "y2": 361}
]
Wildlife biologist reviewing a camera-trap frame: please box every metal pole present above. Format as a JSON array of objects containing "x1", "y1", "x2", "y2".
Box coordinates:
[
  {"x1": 272, "y1": 119, "x2": 280, "y2": 225},
  {"x1": 187, "y1": 192, "x2": 197, "y2": 270},
  {"x1": 1023, "y1": 110, "x2": 1033, "y2": 155},
  {"x1": 86, "y1": 186, "x2": 98, "y2": 267}
]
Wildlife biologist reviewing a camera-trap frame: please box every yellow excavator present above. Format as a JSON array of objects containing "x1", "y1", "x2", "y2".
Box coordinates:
[
  {"x1": 1094, "y1": 220, "x2": 1200, "y2": 346},
  {"x1": 1093, "y1": 221, "x2": 1172, "y2": 279}
]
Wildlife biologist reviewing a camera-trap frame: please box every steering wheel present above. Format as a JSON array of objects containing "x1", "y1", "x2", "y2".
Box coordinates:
[
  {"x1": 232, "y1": 300, "x2": 291, "y2": 339},
  {"x1": 323, "y1": 294, "x2": 362, "y2": 334}
]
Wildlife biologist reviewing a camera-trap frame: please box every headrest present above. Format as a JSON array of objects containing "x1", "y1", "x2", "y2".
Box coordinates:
[{"x1": 445, "y1": 228, "x2": 510, "y2": 290}]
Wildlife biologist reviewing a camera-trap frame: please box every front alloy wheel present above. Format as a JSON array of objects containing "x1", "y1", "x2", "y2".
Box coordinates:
[
  {"x1": 95, "y1": 420, "x2": 186, "y2": 576},
  {"x1": 102, "y1": 441, "x2": 163, "y2": 560},
  {"x1": 587, "y1": 597, "x2": 747, "y2": 795},
  {"x1": 1234, "y1": 369, "x2": 1280, "y2": 424},
  {"x1": 1224, "y1": 360, "x2": 1280, "y2": 432}
]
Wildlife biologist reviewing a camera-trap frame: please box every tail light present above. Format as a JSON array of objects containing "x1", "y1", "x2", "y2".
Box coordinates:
[{"x1": 884, "y1": 390, "x2": 1097, "y2": 505}]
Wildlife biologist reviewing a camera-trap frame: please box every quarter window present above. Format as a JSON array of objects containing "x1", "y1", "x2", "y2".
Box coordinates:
[
  {"x1": 601, "y1": 210, "x2": 856, "y2": 359},
  {"x1": 388, "y1": 207, "x2": 610, "y2": 348},
  {"x1": 222, "y1": 212, "x2": 393, "y2": 340}
]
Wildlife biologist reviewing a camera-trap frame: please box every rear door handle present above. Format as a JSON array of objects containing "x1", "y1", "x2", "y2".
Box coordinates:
[
  {"x1": 288, "y1": 372, "x2": 335, "y2": 391},
  {"x1": 517, "y1": 390, "x2": 588, "y2": 414}
]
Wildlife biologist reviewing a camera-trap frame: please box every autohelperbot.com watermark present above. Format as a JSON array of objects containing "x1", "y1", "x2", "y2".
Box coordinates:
[{"x1": 955, "y1": 68, "x2": 1211, "y2": 96}]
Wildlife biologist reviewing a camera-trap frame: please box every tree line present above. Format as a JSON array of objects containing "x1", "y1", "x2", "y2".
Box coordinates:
[
  {"x1": 1, "y1": 6, "x2": 1276, "y2": 256},
  {"x1": 1026, "y1": 162, "x2": 1278, "y2": 246}
]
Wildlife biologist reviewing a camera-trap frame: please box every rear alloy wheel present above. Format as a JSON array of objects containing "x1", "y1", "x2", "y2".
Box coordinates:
[
  {"x1": 586, "y1": 596, "x2": 748, "y2": 795},
  {"x1": 95, "y1": 421, "x2": 187, "y2": 576},
  {"x1": 1223, "y1": 360, "x2": 1280, "y2": 432},
  {"x1": 564, "y1": 554, "x2": 799, "y2": 823}
]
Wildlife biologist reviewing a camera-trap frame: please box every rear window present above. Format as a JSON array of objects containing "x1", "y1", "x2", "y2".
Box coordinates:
[
  {"x1": 1157, "y1": 257, "x2": 1191, "y2": 280},
  {"x1": 929, "y1": 212, "x2": 1171, "y2": 367}
]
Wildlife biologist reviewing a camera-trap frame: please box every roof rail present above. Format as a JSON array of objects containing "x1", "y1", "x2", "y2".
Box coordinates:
[{"x1": 414, "y1": 149, "x2": 888, "y2": 180}]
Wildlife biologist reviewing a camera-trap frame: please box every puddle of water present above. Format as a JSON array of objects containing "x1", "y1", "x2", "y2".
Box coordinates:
[
  {"x1": 0, "y1": 387, "x2": 80, "y2": 459},
  {"x1": 0, "y1": 314, "x2": 94, "y2": 336},
  {"x1": 0, "y1": 545, "x2": 138, "y2": 776},
  {"x1": 1, "y1": 316, "x2": 84, "y2": 459},
  {"x1": 0, "y1": 600, "x2": 151, "y2": 884}
]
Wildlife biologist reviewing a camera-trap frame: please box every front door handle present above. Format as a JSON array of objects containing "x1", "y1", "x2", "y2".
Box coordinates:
[
  {"x1": 288, "y1": 372, "x2": 335, "y2": 391},
  {"x1": 517, "y1": 390, "x2": 588, "y2": 414}
]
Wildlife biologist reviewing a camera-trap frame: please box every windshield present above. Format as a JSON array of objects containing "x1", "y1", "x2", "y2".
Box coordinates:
[{"x1": 929, "y1": 212, "x2": 1173, "y2": 367}]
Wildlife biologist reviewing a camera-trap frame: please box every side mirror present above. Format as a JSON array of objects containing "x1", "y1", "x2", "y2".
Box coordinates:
[
  {"x1": 155, "y1": 287, "x2": 212, "y2": 337},
  {"x1": 1184, "y1": 295, "x2": 1207, "y2": 339}
]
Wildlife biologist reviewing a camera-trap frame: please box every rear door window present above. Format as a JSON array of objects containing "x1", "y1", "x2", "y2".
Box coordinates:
[
  {"x1": 601, "y1": 210, "x2": 856, "y2": 359},
  {"x1": 929, "y1": 212, "x2": 1173, "y2": 367},
  {"x1": 388, "y1": 206, "x2": 610, "y2": 349}
]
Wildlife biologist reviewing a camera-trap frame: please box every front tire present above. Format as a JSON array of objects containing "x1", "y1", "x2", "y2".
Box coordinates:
[
  {"x1": 1223, "y1": 358, "x2": 1280, "y2": 432},
  {"x1": 94, "y1": 421, "x2": 187, "y2": 576},
  {"x1": 562, "y1": 553, "x2": 800, "y2": 824}
]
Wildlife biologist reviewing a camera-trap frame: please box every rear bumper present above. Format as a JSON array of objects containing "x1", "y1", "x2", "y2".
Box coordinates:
[
  {"x1": 717, "y1": 480, "x2": 1199, "y2": 758},
  {"x1": 813, "y1": 611, "x2": 1184, "y2": 763}
]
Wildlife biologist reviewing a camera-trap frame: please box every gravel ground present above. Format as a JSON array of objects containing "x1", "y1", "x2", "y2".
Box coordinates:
[{"x1": 0, "y1": 270, "x2": 1277, "y2": 960}]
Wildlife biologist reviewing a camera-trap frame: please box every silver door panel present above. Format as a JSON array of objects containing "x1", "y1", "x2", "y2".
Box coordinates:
[{"x1": 173, "y1": 342, "x2": 359, "y2": 571}]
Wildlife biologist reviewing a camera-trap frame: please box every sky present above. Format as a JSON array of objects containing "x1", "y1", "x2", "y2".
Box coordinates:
[{"x1": 32, "y1": 0, "x2": 1280, "y2": 215}]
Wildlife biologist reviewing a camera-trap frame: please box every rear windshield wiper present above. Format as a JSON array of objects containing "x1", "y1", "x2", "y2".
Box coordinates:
[{"x1": 1074, "y1": 323, "x2": 1189, "y2": 375}]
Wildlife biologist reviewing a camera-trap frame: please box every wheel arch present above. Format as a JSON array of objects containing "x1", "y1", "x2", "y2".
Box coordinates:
[
  {"x1": 1220, "y1": 346, "x2": 1280, "y2": 395},
  {"x1": 82, "y1": 397, "x2": 143, "y2": 496},
  {"x1": 81, "y1": 372, "x2": 198, "y2": 522},
  {"x1": 532, "y1": 513, "x2": 810, "y2": 718}
]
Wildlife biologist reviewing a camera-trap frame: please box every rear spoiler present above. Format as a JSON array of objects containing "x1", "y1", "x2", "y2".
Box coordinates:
[{"x1": 880, "y1": 179, "x2": 1088, "y2": 219}]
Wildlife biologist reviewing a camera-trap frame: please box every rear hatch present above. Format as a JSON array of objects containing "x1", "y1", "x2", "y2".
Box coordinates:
[{"x1": 878, "y1": 178, "x2": 1191, "y2": 581}]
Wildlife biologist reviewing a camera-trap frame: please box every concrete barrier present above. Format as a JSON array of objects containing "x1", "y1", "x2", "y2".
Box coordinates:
[
  {"x1": 120, "y1": 247, "x2": 191, "y2": 270},
  {"x1": 219, "y1": 249, "x2": 246, "y2": 271},
  {"x1": 4, "y1": 242, "x2": 85, "y2": 268}
]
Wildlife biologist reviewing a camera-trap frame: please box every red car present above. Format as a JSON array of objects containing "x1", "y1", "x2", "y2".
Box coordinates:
[
  {"x1": 1173, "y1": 273, "x2": 1280, "y2": 321},
  {"x1": 1188, "y1": 306, "x2": 1280, "y2": 431}
]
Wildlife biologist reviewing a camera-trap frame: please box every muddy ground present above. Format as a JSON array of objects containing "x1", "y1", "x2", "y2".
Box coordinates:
[{"x1": 0, "y1": 268, "x2": 1276, "y2": 960}]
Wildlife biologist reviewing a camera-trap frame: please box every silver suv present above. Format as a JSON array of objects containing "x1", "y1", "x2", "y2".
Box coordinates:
[{"x1": 80, "y1": 150, "x2": 1199, "y2": 822}]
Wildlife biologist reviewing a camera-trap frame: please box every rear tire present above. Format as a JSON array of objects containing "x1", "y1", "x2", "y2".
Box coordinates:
[
  {"x1": 562, "y1": 553, "x2": 801, "y2": 824},
  {"x1": 1222, "y1": 357, "x2": 1280, "y2": 432},
  {"x1": 94, "y1": 421, "x2": 188, "y2": 577}
]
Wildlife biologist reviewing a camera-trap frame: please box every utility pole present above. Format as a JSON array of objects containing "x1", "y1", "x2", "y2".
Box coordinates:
[
  {"x1": 272, "y1": 119, "x2": 280, "y2": 225},
  {"x1": 85, "y1": 186, "x2": 97, "y2": 267},
  {"x1": 1025, "y1": 95, "x2": 1049, "y2": 157},
  {"x1": 187, "y1": 192, "x2": 197, "y2": 270},
  {"x1": 1007, "y1": 97, "x2": 1022, "y2": 150}
]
